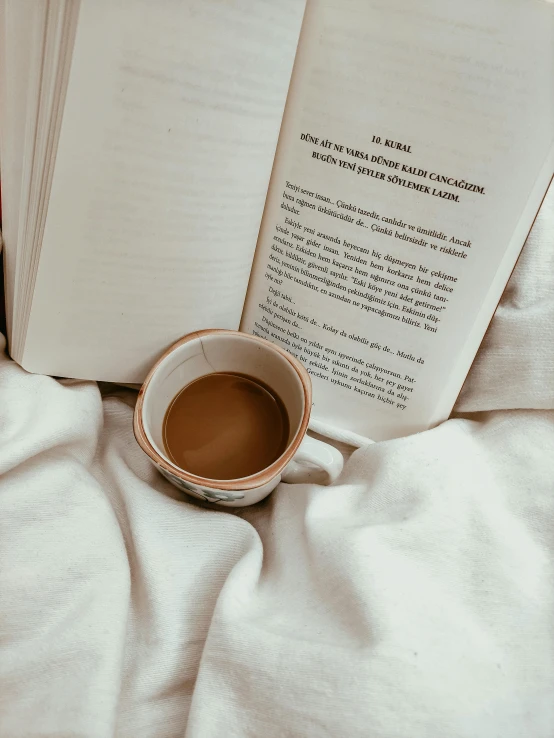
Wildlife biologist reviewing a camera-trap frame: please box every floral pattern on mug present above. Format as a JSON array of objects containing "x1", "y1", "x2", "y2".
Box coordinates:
[{"x1": 158, "y1": 466, "x2": 245, "y2": 503}]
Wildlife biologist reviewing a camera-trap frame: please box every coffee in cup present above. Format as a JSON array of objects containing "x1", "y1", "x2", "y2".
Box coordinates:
[
  {"x1": 134, "y1": 329, "x2": 343, "y2": 506},
  {"x1": 163, "y1": 372, "x2": 290, "y2": 480}
]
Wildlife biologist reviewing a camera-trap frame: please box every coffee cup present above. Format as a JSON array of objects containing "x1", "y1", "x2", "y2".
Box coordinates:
[{"x1": 133, "y1": 329, "x2": 343, "y2": 507}]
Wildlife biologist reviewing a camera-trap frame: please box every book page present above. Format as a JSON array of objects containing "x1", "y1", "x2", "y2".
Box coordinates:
[
  {"x1": 21, "y1": 0, "x2": 305, "y2": 382},
  {"x1": 241, "y1": 0, "x2": 554, "y2": 439},
  {"x1": 0, "y1": 0, "x2": 46, "y2": 340}
]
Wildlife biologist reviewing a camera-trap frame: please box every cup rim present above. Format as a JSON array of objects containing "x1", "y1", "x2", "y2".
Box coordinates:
[{"x1": 133, "y1": 329, "x2": 312, "y2": 491}]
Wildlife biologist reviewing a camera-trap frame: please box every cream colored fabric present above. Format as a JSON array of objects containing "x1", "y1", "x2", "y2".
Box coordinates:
[{"x1": 0, "y1": 186, "x2": 553, "y2": 736}]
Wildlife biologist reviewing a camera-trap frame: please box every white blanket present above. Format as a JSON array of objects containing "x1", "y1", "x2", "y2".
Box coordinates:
[{"x1": 1, "y1": 184, "x2": 553, "y2": 737}]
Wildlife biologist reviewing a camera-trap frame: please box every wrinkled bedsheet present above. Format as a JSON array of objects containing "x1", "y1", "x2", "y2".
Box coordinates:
[{"x1": 0, "y1": 184, "x2": 553, "y2": 737}]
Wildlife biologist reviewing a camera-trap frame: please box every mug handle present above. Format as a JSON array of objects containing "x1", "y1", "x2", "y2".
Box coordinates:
[{"x1": 281, "y1": 435, "x2": 343, "y2": 485}]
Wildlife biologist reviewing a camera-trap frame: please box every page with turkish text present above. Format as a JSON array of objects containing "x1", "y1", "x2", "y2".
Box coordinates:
[{"x1": 241, "y1": 0, "x2": 554, "y2": 439}]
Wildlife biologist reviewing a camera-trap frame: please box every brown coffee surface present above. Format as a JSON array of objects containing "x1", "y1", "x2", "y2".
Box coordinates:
[{"x1": 163, "y1": 372, "x2": 289, "y2": 480}]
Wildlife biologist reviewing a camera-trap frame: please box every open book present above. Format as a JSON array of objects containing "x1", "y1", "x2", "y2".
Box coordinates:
[{"x1": 1, "y1": 0, "x2": 553, "y2": 440}]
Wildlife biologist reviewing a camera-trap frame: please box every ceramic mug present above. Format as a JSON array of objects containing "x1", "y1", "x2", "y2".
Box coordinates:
[{"x1": 133, "y1": 329, "x2": 343, "y2": 507}]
